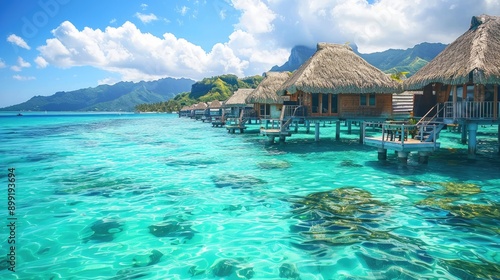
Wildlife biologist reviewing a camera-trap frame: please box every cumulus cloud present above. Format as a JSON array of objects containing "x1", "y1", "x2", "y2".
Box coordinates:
[
  {"x1": 232, "y1": 0, "x2": 277, "y2": 33},
  {"x1": 135, "y1": 12, "x2": 158, "y2": 23},
  {"x1": 37, "y1": 21, "x2": 248, "y2": 81},
  {"x1": 34, "y1": 0, "x2": 500, "y2": 84},
  {"x1": 7, "y1": 34, "x2": 30, "y2": 50},
  {"x1": 263, "y1": 0, "x2": 500, "y2": 52},
  {"x1": 35, "y1": 56, "x2": 48, "y2": 68},
  {"x1": 0, "y1": 59, "x2": 6, "y2": 68},
  {"x1": 11, "y1": 57, "x2": 31, "y2": 72},
  {"x1": 13, "y1": 75, "x2": 36, "y2": 81}
]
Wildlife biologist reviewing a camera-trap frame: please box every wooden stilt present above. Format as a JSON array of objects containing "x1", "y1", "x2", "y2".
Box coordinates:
[
  {"x1": 359, "y1": 121, "x2": 364, "y2": 144},
  {"x1": 336, "y1": 120, "x2": 341, "y2": 141},
  {"x1": 468, "y1": 123, "x2": 478, "y2": 159},
  {"x1": 461, "y1": 123, "x2": 468, "y2": 144},
  {"x1": 377, "y1": 148, "x2": 387, "y2": 161},
  {"x1": 398, "y1": 151, "x2": 409, "y2": 165},
  {"x1": 315, "y1": 122, "x2": 320, "y2": 141},
  {"x1": 418, "y1": 151, "x2": 430, "y2": 164}
]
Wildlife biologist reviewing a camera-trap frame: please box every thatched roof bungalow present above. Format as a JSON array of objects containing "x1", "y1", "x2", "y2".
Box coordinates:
[
  {"x1": 405, "y1": 15, "x2": 500, "y2": 121},
  {"x1": 192, "y1": 102, "x2": 208, "y2": 120},
  {"x1": 224, "y1": 88, "x2": 255, "y2": 118},
  {"x1": 246, "y1": 72, "x2": 291, "y2": 119},
  {"x1": 206, "y1": 100, "x2": 224, "y2": 118},
  {"x1": 278, "y1": 43, "x2": 401, "y2": 119}
]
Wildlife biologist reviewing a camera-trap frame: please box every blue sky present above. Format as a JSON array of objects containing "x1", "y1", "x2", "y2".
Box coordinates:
[{"x1": 1, "y1": 0, "x2": 499, "y2": 108}]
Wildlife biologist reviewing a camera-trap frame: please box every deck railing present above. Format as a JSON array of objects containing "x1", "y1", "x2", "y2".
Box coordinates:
[
  {"x1": 363, "y1": 121, "x2": 438, "y2": 150},
  {"x1": 442, "y1": 101, "x2": 499, "y2": 120}
]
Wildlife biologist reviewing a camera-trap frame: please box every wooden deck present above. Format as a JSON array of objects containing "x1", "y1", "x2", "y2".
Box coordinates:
[{"x1": 364, "y1": 136, "x2": 440, "y2": 152}]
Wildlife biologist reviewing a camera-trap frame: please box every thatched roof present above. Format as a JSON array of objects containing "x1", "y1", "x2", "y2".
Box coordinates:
[
  {"x1": 193, "y1": 102, "x2": 207, "y2": 110},
  {"x1": 224, "y1": 88, "x2": 254, "y2": 106},
  {"x1": 208, "y1": 100, "x2": 223, "y2": 109},
  {"x1": 246, "y1": 72, "x2": 291, "y2": 104},
  {"x1": 405, "y1": 15, "x2": 500, "y2": 90},
  {"x1": 277, "y1": 43, "x2": 401, "y2": 95}
]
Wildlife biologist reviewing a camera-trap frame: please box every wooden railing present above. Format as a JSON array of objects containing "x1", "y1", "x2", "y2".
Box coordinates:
[
  {"x1": 442, "y1": 101, "x2": 499, "y2": 120},
  {"x1": 363, "y1": 121, "x2": 439, "y2": 148}
]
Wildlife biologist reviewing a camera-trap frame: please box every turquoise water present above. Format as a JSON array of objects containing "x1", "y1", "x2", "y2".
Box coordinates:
[{"x1": 1, "y1": 112, "x2": 499, "y2": 279}]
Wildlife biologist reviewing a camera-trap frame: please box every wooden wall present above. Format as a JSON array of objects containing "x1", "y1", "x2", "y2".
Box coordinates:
[{"x1": 286, "y1": 90, "x2": 393, "y2": 118}]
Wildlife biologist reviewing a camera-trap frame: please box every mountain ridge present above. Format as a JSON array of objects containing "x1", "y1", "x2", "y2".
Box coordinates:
[
  {"x1": 1, "y1": 77, "x2": 195, "y2": 112},
  {"x1": 271, "y1": 42, "x2": 448, "y2": 75}
]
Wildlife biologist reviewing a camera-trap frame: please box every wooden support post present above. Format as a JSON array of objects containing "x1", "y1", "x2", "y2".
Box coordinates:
[
  {"x1": 295, "y1": 122, "x2": 298, "y2": 133},
  {"x1": 452, "y1": 85, "x2": 457, "y2": 120},
  {"x1": 468, "y1": 123, "x2": 478, "y2": 159},
  {"x1": 498, "y1": 124, "x2": 500, "y2": 155},
  {"x1": 306, "y1": 121, "x2": 310, "y2": 133},
  {"x1": 359, "y1": 121, "x2": 364, "y2": 144},
  {"x1": 279, "y1": 135, "x2": 286, "y2": 143},
  {"x1": 461, "y1": 123, "x2": 467, "y2": 144},
  {"x1": 267, "y1": 136, "x2": 275, "y2": 144},
  {"x1": 336, "y1": 120, "x2": 341, "y2": 141},
  {"x1": 494, "y1": 85, "x2": 498, "y2": 119},
  {"x1": 377, "y1": 148, "x2": 387, "y2": 161},
  {"x1": 347, "y1": 121, "x2": 352, "y2": 134},
  {"x1": 418, "y1": 151, "x2": 430, "y2": 164},
  {"x1": 315, "y1": 122, "x2": 320, "y2": 141},
  {"x1": 397, "y1": 151, "x2": 409, "y2": 165}
]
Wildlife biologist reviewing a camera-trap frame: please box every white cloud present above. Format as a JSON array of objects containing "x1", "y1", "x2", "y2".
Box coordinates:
[
  {"x1": 140, "y1": 3, "x2": 148, "y2": 10},
  {"x1": 11, "y1": 57, "x2": 31, "y2": 72},
  {"x1": 7, "y1": 34, "x2": 31, "y2": 50},
  {"x1": 34, "y1": 1, "x2": 500, "y2": 85},
  {"x1": 98, "y1": 77, "x2": 119, "y2": 85},
  {"x1": 178, "y1": 6, "x2": 190, "y2": 16},
  {"x1": 0, "y1": 59, "x2": 6, "y2": 68},
  {"x1": 37, "y1": 21, "x2": 248, "y2": 81},
  {"x1": 262, "y1": 0, "x2": 500, "y2": 53},
  {"x1": 35, "y1": 56, "x2": 49, "y2": 68},
  {"x1": 13, "y1": 75, "x2": 36, "y2": 81},
  {"x1": 135, "y1": 12, "x2": 158, "y2": 23},
  {"x1": 232, "y1": 0, "x2": 276, "y2": 33},
  {"x1": 219, "y1": 9, "x2": 227, "y2": 20},
  {"x1": 110, "y1": 18, "x2": 117, "y2": 24}
]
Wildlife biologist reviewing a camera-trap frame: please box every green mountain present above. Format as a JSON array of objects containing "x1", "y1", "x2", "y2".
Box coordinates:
[
  {"x1": 360, "y1": 42, "x2": 447, "y2": 76},
  {"x1": 135, "y1": 74, "x2": 264, "y2": 112},
  {"x1": 1, "y1": 77, "x2": 195, "y2": 112},
  {"x1": 270, "y1": 42, "x2": 448, "y2": 76},
  {"x1": 189, "y1": 74, "x2": 263, "y2": 101}
]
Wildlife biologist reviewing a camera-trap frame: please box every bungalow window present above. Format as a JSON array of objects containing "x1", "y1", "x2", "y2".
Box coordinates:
[
  {"x1": 330, "y1": 94, "x2": 338, "y2": 113},
  {"x1": 360, "y1": 93, "x2": 376, "y2": 106},
  {"x1": 259, "y1": 104, "x2": 271, "y2": 117},
  {"x1": 312, "y1": 93, "x2": 320, "y2": 113}
]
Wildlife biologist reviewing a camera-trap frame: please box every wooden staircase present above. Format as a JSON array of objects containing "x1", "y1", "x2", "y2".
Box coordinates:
[{"x1": 413, "y1": 104, "x2": 446, "y2": 142}]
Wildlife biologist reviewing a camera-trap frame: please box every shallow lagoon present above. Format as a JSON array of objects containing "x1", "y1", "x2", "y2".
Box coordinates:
[{"x1": 1, "y1": 113, "x2": 499, "y2": 279}]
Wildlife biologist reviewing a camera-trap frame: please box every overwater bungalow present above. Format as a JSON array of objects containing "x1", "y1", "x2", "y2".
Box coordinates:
[
  {"x1": 278, "y1": 43, "x2": 401, "y2": 120},
  {"x1": 246, "y1": 71, "x2": 291, "y2": 120},
  {"x1": 192, "y1": 102, "x2": 208, "y2": 120},
  {"x1": 202, "y1": 100, "x2": 222, "y2": 122},
  {"x1": 179, "y1": 105, "x2": 193, "y2": 117},
  {"x1": 269, "y1": 43, "x2": 401, "y2": 144},
  {"x1": 223, "y1": 88, "x2": 256, "y2": 133},
  {"x1": 404, "y1": 14, "x2": 500, "y2": 159}
]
